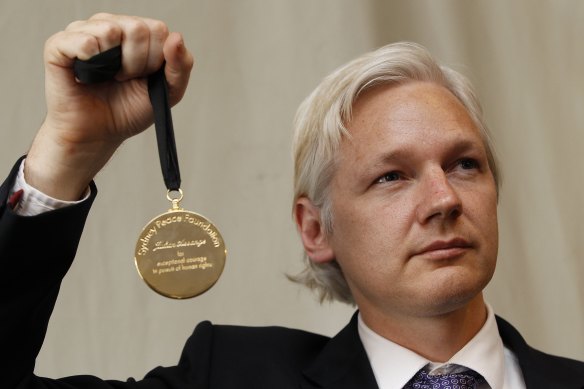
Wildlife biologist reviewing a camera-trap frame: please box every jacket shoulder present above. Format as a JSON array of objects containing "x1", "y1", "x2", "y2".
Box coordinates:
[
  {"x1": 191, "y1": 320, "x2": 330, "y2": 361},
  {"x1": 169, "y1": 320, "x2": 331, "y2": 388},
  {"x1": 496, "y1": 316, "x2": 584, "y2": 388}
]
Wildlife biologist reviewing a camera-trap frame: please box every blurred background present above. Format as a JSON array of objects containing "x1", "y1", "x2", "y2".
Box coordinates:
[{"x1": 1, "y1": 0, "x2": 583, "y2": 380}]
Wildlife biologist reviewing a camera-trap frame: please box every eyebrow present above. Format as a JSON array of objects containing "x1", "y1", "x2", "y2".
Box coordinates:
[{"x1": 363, "y1": 137, "x2": 485, "y2": 172}]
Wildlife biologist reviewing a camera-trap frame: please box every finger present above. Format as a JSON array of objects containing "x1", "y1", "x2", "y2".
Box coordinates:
[
  {"x1": 163, "y1": 32, "x2": 195, "y2": 106},
  {"x1": 90, "y1": 14, "x2": 152, "y2": 81},
  {"x1": 44, "y1": 30, "x2": 103, "y2": 68},
  {"x1": 141, "y1": 18, "x2": 170, "y2": 74},
  {"x1": 65, "y1": 19, "x2": 122, "y2": 55}
]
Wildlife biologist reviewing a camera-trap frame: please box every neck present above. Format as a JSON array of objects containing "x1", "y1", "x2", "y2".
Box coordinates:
[{"x1": 360, "y1": 294, "x2": 488, "y2": 362}]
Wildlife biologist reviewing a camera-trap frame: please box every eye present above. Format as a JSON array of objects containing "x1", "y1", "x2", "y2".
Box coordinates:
[
  {"x1": 376, "y1": 171, "x2": 402, "y2": 184},
  {"x1": 458, "y1": 158, "x2": 479, "y2": 170}
]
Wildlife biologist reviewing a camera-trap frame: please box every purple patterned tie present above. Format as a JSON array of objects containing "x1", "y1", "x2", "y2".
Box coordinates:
[{"x1": 403, "y1": 368, "x2": 485, "y2": 389}]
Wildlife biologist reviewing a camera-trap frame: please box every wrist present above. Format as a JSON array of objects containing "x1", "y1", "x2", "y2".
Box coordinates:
[{"x1": 25, "y1": 122, "x2": 120, "y2": 201}]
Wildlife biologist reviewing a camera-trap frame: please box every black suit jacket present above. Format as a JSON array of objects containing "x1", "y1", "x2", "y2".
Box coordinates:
[{"x1": 1, "y1": 159, "x2": 583, "y2": 389}]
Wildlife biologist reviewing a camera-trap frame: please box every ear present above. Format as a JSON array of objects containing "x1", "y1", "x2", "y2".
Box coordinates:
[{"x1": 294, "y1": 197, "x2": 335, "y2": 263}]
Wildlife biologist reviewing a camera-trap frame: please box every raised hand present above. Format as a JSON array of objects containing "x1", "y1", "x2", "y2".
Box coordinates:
[{"x1": 25, "y1": 13, "x2": 194, "y2": 200}]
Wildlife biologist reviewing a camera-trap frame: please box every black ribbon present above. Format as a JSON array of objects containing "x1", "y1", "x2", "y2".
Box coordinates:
[{"x1": 73, "y1": 46, "x2": 181, "y2": 191}]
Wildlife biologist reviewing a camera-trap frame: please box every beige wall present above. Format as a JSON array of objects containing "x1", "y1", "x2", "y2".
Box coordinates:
[{"x1": 0, "y1": 0, "x2": 582, "y2": 380}]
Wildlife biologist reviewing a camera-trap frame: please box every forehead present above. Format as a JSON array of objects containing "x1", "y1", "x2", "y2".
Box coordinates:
[{"x1": 340, "y1": 81, "x2": 484, "y2": 161}]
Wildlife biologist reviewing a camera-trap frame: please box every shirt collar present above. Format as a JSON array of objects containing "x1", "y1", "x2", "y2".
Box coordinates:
[{"x1": 357, "y1": 303, "x2": 505, "y2": 389}]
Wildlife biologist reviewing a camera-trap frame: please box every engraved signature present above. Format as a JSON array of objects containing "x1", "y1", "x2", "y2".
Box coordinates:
[{"x1": 153, "y1": 239, "x2": 207, "y2": 252}]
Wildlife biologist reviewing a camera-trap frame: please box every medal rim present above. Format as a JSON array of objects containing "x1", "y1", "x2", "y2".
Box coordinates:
[{"x1": 134, "y1": 209, "x2": 227, "y2": 299}]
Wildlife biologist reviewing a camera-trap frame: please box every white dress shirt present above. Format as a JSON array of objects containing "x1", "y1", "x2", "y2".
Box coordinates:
[{"x1": 358, "y1": 304, "x2": 526, "y2": 389}]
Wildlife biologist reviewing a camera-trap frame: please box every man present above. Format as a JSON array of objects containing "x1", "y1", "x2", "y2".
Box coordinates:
[{"x1": 1, "y1": 13, "x2": 583, "y2": 389}]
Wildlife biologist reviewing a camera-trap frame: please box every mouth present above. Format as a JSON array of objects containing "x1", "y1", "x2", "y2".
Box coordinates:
[{"x1": 413, "y1": 238, "x2": 472, "y2": 260}]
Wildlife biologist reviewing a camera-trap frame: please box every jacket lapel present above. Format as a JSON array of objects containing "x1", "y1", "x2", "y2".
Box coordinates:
[
  {"x1": 496, "y1": 316, "x2": 584, "y2": 389},
  {"x1": 300, "y1": 312, "x2": 378, "y2": 389}
]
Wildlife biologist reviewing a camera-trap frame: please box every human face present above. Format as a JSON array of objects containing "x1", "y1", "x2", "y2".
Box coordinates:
[{"x1": 326, "y1": 81, "x2": 498, "y2": 321}]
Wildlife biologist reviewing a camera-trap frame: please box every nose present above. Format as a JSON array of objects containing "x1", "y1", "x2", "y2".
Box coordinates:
[{"x1": 416, "y1": 169, "x2": 462, "y2": 224}]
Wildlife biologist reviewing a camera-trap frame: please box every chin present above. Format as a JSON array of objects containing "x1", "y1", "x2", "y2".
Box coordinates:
[
  {"x1": 413, "y1": 269, "x2": 493, "y2": 317},
  {"x1": 426, "y1": 291, "x2": 482, "y2": 317}
]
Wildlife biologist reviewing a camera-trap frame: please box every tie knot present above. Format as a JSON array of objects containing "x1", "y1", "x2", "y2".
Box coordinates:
[{"x1": 404, "y1": 367, "x2": 485, "y2": 389}]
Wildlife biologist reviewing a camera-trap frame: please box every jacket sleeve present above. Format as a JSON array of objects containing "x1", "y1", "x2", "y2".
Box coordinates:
[
  {"x1": 0, "y1": 158, "x2": 97, "y2": 388},
  {"x1": 0, "y1": 159, "x2": 217, "y2": 389}
]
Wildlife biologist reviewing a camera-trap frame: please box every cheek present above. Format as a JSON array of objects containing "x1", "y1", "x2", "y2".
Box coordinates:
[
  {"x1": 485, "y1": 204, "x2": 499, "y2": 258},
  {"x1": 330, "y1": 199, "x2": 412, "y2": 265},
  {"x1": 479, "y1": 188, "x2": 499, "y2": 233},
  {"x1": 464, "y1": 185, "x2": 499, "y2": 255}
]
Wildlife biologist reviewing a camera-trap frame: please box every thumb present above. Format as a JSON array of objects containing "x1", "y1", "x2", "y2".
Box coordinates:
[{"x1": 163, "y1": 32, "x2": 195, "y2": 106}]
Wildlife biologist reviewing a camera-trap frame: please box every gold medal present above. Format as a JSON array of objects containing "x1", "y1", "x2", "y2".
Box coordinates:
[
  {"x1": 134, "y1": 190, "x2": 226, "y2": 299},
  {"x1": 74, "y1": 51, "x2": 226, "y2": 299}
]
